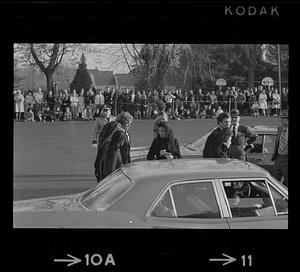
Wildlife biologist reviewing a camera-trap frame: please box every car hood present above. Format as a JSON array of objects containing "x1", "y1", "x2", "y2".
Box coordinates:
[{"x1": 13, "y1": 193, "x2": 83, "y2": 212}]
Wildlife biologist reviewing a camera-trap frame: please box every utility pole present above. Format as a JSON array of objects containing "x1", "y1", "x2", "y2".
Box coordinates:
[{"x1": 277, "y1": 44, "x2": 282, "y2": 113}]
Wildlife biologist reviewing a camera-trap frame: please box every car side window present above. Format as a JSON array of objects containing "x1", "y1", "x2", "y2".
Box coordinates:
[
  {"x1": 150, "y1": 189, "x2": 175, "y2": 217},
  {"x1": 263, "y1": 135, "x2": 276, "y2": 154},
  {"x1": 249, "y1": 135, "x2": 263, "y2": 153},
  {"x1": 171, "y1": 182, "x2": 221, "y2": 218},
  {"x1": 223, "y1": 180, "x2": 276, "y2": 218},
  {"x1": 268, "y1": 185, "x2": 288, "y2": 214}
]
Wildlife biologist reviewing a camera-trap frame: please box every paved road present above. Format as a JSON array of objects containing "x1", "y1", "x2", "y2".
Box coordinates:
[{"x1": 13, "y1": 117, "x2": 281, "y2": 201}]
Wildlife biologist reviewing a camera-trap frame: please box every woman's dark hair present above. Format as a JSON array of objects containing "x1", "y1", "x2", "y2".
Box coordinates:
[
  {"x1": 156, "y1": 121, "x2": 174, "y2": 139},
  {"x1": 116, "y1": 112, "x2": 134, "y2": 125}
]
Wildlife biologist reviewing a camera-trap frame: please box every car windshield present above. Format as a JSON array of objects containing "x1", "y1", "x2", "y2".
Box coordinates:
[{"x1": 80, "y1": 170, "x2": 133, "y2": 210}]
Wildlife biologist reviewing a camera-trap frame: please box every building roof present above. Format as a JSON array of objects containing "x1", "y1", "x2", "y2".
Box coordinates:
[{"x1": 115, "y1": 73, "x2": 137, "y2": 88}]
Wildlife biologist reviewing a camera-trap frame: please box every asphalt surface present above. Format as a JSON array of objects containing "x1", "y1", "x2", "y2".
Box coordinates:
[{"x1": 13, "y1": 117, "x2": 281, "y2": 201}]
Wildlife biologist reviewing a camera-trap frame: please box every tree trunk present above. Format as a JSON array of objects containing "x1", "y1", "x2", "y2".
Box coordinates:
[{"x1": 45, "y1": 70, "x2": 54, "y2": 94}]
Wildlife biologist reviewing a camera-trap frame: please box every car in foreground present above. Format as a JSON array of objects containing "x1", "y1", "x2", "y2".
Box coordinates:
[
  {"x1": 131, "y1": 125, "x2": 278, "y2": 175},
  {"x1": 14, "y1": 158, "x2": 288, "y2": 229}
]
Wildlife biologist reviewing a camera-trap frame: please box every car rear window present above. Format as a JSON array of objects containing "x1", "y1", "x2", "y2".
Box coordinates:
[{"x1": 80, "y1": 170, "x2": 133, "y2": 210}]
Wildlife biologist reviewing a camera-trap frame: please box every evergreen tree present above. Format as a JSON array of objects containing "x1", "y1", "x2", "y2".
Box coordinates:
[{"x1": 70, "y1": 54, "x2": 93, "y2": 93}]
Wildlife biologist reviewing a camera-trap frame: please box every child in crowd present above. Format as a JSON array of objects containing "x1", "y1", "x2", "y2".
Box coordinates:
[
  {"x1": 251, "y1": 102, "x2": 259, "y2": 117},
  {"x1": 182, "y1": 109, "x2": 191, "y2": 119},
  {"x1": 191, "y1": 108, "x2": 199, "y2": 119},
  {"x1": 42, "y1": 106, "x2": 54, "y2": 122},
  {"x1": 216, "y1": 106, "x2": 224, "y2": 117},
  {"x1": 63, "y1": 107, "x2": 72, "y2": 121},
  {"x1": 26, "y1": 108, "x2": 35, "y2": 122},
  {"x1": 81, "y1": 108, "x2": 88, "y2": 120},
  {"x1": 53, "y1": 105, "x2": 62, "y2": 121},
  {"x1": 171, "y1": 109, "x2": 181, "y2": 120},
  {"x1": 87, "y1": 108, "x2": 94, "y2": 120},
  {"x1": 93, "y1": 108, "x2": 101, "y2": 119},
  {"x1": 37, "y1": 111, "x2": 43, "y2": 122},
  {"x1": 198, "y1": 109, "x2": 206, "y2": 119},
  {"x1": 205, "y1": 105, "x2": 214, "y2": 119}
]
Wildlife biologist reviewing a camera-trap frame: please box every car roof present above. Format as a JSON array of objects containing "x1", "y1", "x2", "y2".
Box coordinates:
[{"x1": 122, "y1": 158, "x2": 270, "y2": 184}]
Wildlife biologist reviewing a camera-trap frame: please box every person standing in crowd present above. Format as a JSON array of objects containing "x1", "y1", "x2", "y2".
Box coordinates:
[
  {"x1": 84, "y1": 88, "x2": 94, "y2": 115},
  {"x1": 223, "y1": 89, "x2": 229, "y2": 112},
  {"x1": 271, "y1": 88, "x2": 281, "y2": 116},
  {"x1": 24, "y1": 90, "x2": 35, "y2": 115},
  {"x1": 122, "y1": 88, "x2": 131, "y2": 113},
  {"x1": 236, "y1": 91, "x2": 246, "y2": 116},
  {"x1": 227, "y1": 90, "x2": 235, "y2": 113},
  {"x1": 271, "y1": 111, "x2": 288, "y2": 186},
  {"x1": 147, "y1": 121, "x2": 181, "y2": 160},
  {"x1": 61, "y1": 90, "x2": 70, "y2": 115},
  {"x1": 165, "y1": 90, "x2": 176, "y2": 116},
  {"x1": 94, "y1": 120, "x2": 121, "y2": 183},
  {"x1": 111, "y1": 88, "x2": 118, "y2": 116},
  {"x1": 45, "y1": 90, "x2": 55, "y2": 112},
  {"x1": 70, "y1": 89, "x2": 79, "y2": 120},
  {"x1": 203, "y1": 112, "x2": 231, "y2": 158},
  {"x1": 33, "y1": 88, "x2": 44, "y2": 119},
  {"x1": 134, "y1": 90, "x2": 142, "y2": 119},
  {"x1": 229, "y1": 109, "x2": 258, "y2": 161},
  {"x1": 92, "y1": 104, "x2": 115, "y2": 147},
  {"x1": 77, "y1": 88, "x2": 86, "y2": 119},
  {"x1": 104, "y1": 112, "x2": 133, "y2": 177},
  {"x1": 93, "y1": 89, "x2": 103, "y2": 115},
  {"x1": 116, "y1": 89, "x2": 124, "y2": 114},
  {"x1": 140, "y1": 90, "x2": 148, "y2": 119},
  {"x1": 281, "y1": 88, "x2": 288, "y2": 110},
  {"x1": 258, "y1": 88, "x2": 268, "y2": 117},
  {"x1": 14, "y1": 89, "x2": 25, "y2": 121}
]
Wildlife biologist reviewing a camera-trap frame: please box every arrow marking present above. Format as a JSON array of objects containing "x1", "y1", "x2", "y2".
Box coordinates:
[
  {"x1": 209, "y1": 253, "x2": 236, "y2": 266},
  {"x1": 54, "y1": 254, "x2": 82, "y2": 267}
]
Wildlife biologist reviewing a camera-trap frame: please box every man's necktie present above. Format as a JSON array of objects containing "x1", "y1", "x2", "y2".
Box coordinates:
[
  {"x1": 279, "y1": 129, "x2": 286, "y2": 152},
  {"x1": 233, "y1": 126, "x2": 236, "y2": 138}
]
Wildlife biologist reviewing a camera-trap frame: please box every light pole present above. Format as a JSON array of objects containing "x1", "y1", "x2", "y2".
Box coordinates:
[{"x1": 277, "y1": 44, "x2": 282, "y2": 113}]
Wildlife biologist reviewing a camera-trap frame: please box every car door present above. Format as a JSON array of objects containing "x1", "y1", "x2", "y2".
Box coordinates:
[
  {"x1": 246, "y1": 134, "x2": 276, "y2": 174},
  {"x1": 146, "y1": 180, "x2": 230, "y2": 229},
  {"x1": 217, "y1": 178, "x2": 288, "y2": 229}
]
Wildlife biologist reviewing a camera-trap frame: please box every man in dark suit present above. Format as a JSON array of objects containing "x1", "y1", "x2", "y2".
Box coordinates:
[
  {"x1": 229, "y1": 109, "x2": 258, "y2": 161},
  {"x1": 271, "y1": 111, "x2": 288, "y2": 186},
  {"x1": 203, "y1": 112, "x2": 231, "y2": 158}
]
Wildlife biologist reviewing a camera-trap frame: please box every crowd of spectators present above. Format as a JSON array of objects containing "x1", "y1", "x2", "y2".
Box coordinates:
[{"x1": 13, "y1": 85, "x2": 289, "y2": 122}]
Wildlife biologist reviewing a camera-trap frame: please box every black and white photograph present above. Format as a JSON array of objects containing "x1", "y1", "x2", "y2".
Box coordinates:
[
  {"x1": 13, "y1": 43, "x2": 288, "y2": 229},
  {"x1": 2, "y1": 0, "x2": 296, "y2": 271}
]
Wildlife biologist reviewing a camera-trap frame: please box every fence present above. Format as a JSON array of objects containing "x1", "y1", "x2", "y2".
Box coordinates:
[{"x1": 15, "y1": 98, "x2": 288, "y2": 122}]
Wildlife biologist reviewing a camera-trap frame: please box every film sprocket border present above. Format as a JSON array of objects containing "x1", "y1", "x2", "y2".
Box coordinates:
[{"x1": 4, "y1": 0, "x2": 295, "y2": 271}]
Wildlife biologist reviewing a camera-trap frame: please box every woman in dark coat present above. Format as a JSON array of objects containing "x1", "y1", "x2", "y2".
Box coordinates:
[
  {"x1": 94, "y1": 120, "x2": 121, "y2": 183},
  {"x1": 147, "y1": 121, "x2": 181, "y2": 160},
  {"x1": 104, "y1": 112, "x2": 134, "y2": 177}
]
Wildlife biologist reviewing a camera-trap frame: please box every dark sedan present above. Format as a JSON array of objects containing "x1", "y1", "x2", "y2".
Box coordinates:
[{"x1": 14, "y1": 158, "x2": 288, "y2": 229}]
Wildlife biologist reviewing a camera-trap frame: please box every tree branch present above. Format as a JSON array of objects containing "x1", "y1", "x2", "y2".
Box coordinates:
[{"x1": 30, "y1": 44, "x2": 46, "y2": 73}]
